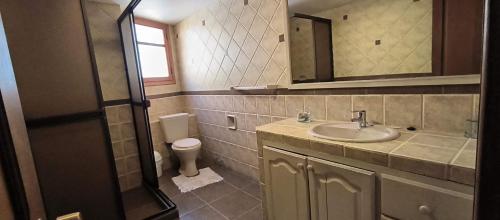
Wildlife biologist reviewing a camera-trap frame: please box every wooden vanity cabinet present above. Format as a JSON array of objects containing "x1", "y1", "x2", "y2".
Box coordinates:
[
  {"x1": 381, "y1": 174, "x2": 473, "y2": 220},
  {"x1": 263, "y1": 146, "x2": 376, "y2": 220},
  {"x1": 308, "y1": 157, "x2": 375, "y2": 220},
  {"x1": 263, "y1": 146, "x2": 310, "y2": 220}
]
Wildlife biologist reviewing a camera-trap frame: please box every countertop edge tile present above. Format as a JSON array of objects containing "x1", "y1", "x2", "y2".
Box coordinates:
[{"x1": 256, "y1": 119, "x2": 475, "y2": 186}]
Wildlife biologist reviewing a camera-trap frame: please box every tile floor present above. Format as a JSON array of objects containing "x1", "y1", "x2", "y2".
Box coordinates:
[{"x1": 159, "y1": 162, "x2": 263, "y2": 220}]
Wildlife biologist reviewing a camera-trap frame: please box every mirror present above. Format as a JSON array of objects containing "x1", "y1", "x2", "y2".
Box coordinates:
[{"x1": 288, "y1": 0, "x2": 484, "y2": 84}]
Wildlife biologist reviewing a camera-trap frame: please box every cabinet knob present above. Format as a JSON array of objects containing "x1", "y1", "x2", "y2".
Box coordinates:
[
  {"x1": 418, "y1": 205, "x2": 432, "y2": 215},
  {"x1": 297, "y1": 163, "x2": 304, "y2": 169},
  {"x1": 307, "y1": 165, "x2": 313, "y2": 170}
]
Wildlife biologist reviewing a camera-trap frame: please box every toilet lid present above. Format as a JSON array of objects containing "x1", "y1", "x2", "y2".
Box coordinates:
[{"x1": 172, "y1": 138, "x2": 201, "y2": 149}]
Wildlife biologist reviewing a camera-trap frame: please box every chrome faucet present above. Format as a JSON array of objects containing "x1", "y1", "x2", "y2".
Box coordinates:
[{"x1": 352, "y1": 110, "x2": 368, "y2": 128}]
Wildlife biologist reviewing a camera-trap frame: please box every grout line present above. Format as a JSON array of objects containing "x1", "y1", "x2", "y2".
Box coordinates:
[
  {"x1": 421, "y1": 94, "x2": 425, "y2": 130},
  {"x1": 239, "y1": 185, "x2": 263, "y2": 201},
  {"x1": 234, "y1": 203, "x2": 262, "y2": 219},
  {"x1": 449, "y1": 139, "x2": 472, "y2": 165},
  {"x1": 191, "y1": 192, "x2": 230, "y2": 220},
  {"x1": 382, "y1": 95, "x2": 386, "y2": 126}
]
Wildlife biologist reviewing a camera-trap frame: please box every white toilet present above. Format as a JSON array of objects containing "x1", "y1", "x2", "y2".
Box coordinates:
[{"x1": 159, "y1": 113, "x2": 201, "y2": 177}]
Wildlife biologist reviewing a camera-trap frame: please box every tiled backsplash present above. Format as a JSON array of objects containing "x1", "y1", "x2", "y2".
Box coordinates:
[
  {"x1": 181, "y1": 93, "x2": 479, "y2": 181},
  {"x1": 105, "y1": 105, "x2": 142, "y2": 192}
]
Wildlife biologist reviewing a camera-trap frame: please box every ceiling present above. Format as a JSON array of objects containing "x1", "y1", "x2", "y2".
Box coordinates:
[
  {"x1": 90, "y1": 0, "x2": 214, "y2": 24},
  {"x1": 288, "y1": 0, "x2": 353, "y2": 14}
]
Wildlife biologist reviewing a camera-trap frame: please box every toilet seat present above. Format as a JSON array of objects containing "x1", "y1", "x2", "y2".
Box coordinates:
[{"x1": 172, "y1": 138, "x2": 201, "y2": 150}]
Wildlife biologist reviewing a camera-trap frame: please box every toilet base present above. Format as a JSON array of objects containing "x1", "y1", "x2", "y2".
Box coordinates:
[{"x1": 178, "y1": 160, "x2": 199, "y2": 177}]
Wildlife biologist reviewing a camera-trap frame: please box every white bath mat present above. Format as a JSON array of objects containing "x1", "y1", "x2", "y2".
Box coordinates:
[{"x1": 172, "y1": 168, "x2": 223, "y2": 193}]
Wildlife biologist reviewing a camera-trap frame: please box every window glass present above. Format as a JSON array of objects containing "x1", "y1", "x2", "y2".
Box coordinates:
[
  {"x1": 137, "y1": 44, "x2": 169, "y2": 78},
  {"x1": 135, "y1": 24, "x2": 164, "y2": 45}
]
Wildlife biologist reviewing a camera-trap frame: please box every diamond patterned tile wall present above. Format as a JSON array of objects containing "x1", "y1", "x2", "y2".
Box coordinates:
[
  {"x1": 174, "y1": 0, "x2": 289, "y2": 91},
  {"x1": 314, "y1": 0, "x2": 433, "y2": 77}
]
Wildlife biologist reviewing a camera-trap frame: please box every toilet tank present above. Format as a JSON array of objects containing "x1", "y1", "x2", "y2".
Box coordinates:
[{"x1": 159, "y1": 113, "x2": 189, "y2": 143}]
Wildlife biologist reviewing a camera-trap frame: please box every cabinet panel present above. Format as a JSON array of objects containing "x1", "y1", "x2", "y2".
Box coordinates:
[
  {"x1": 263, "y1": 146, "x2": 309, "y2": 220},
  {"x1": 381, "y1": 174, "x2": 473, "y2": 220},
  {"x1": 307, "y1": 157, "x2": 375, "y2": 220}
]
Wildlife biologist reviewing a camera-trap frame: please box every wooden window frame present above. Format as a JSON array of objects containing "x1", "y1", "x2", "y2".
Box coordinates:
[{"x1": 134, "y1": 17, "x2": 176, "y2": 86}]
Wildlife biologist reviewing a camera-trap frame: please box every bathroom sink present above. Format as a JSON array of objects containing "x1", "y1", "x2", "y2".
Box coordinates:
[{"x1": 309, "y1": 122, "x2": 400, "y2": 143}]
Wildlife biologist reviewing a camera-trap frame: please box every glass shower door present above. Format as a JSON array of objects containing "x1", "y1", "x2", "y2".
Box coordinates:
[{"x1": 119, "y1": 13, "x2": 157, "y2": 187}]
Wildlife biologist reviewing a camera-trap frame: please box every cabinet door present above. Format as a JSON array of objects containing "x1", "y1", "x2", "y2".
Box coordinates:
[
  {"x1": 307, "y1": 157, "x2": 375, "y2": 220},
  {"x1": 263, "y1": 146, "x2": 309, "y2": 220}
]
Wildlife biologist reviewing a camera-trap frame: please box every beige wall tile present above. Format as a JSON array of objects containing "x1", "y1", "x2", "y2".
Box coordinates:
[
  {"x1": 353, "y1": 95, "x2": 384, "y2": 124},
  {"x1": 271, "y1": 116, "x2": 286, "y2": 122},
  {"x1": 105, "y1": 107, "x2": 120, "y2": 124},
  {"x1": 270, "y1": 95, "x2": 286, "y2": 117},
  {"x1": 118, "y1": 176, "x2": 128, "y2": 191},
  {"x1": 228, "y1": 112, "x2": 246, "y2": 130},
  {"x1": 109, "y1": 125, "x2": 121, "y2": 142},
  {"x1": 391, "y1": 143, "x2": 459, "y2": 164},
  {"x1": 256, "y1": 96, "x2": 271, "y2": 115},
  {"x1": 115, "y1": 159, "x2": 126, "y2": 176},
  {"x1": 305, "y1": 96, "x2": 326, "y2": 120},
  {"x1": 86, "y1": 2, "x2": 130, "y2": 101},
  {"x1": 244, "y1": 96, "x2": 257, "y2": 114},
  {"x1": 326, "y1": 95, "x2": 352, "y2": 121},
  {"x1": 258, "y1": 115, "x2": 272, "y2": 126},
  {"x1": 214, "y1": 95, "x2": 225, "y2": 111},
  {"x1": 423, "y1": 95, "x2": 473, "y2": 134},
  {"x1": 472, "y1": 94, "x2": 480, "y2": 121},
  {"x1": 245, "y1": 114, "x2": 258, "y2": 132},
  {"x1": 123, "y1": 139, "x2": 138, "y2": 156},
  {"x1": 118, "y1": 106, "x2": 133, "y2": 122},
  {"x1": 233, "y1": 96, "x2": 245, "y2": 113},
  {"x1": 126, "y1": 155, "x2": 141, "y2": 172},
  {"x1": 175, "y1": 0, "x2": 288, "y2": 91},
  {"x1": 285, "y1": 96, "x2": 304, "y2": 117},
  {"x1": 120, "y1": 123, "x2": 135, "y2": 139},
  {"x1": 389, "y1": 155, "x2": 447, "y2": 179},
  {"x1": 112, "y1": 142, "x2": 125, "y2": 158},
  {"x1": 188, "y1": 115, "x2": 199, "y2": 137},
  {"x1": 222, "y1": 95, "x2": 234, "y2": 112},
  {"x1": 246, "y1": 132, "x2": 258, "y2": 150},
  {"x1": 384, "y1": 95, "x2": 422, "y2": 128},
  {"x1": 408, "y1": 134, "x2": 467, "y2": 149}
]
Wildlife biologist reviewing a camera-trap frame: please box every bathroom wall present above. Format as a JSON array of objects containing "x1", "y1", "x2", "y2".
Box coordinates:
[
  {"x1": 86, "y1": 1, "x2": 142, "y2": 192},
  {"x1": 289, "y1": 17, "x2": 316, "y2": 81},
  {"x1": 86, "y1": 1, "x2": 130, "y2": 101},
  {"x1": 105, "y1": 105, "x2": 142, "y2": 191},
  {"x1": 87, "y1": 0, "x2": 481, "y2": 186},
  {"x1": 183, "y1": 91, "x2": 479, "y2": 181},
  {"x1": 174, "y1": 0, "x2": 289, "y2": 91},
  {"x1": 314, "y1": 0, "x2": 433, "y2": 77},
  {"x1": 148, "y1": 96, "x2": 199, "y2": 171}
]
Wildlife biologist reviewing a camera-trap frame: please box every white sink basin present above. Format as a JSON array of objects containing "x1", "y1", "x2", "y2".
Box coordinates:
[{"x1": 309, "y1": 122, "x2": 400, "y2": 143}]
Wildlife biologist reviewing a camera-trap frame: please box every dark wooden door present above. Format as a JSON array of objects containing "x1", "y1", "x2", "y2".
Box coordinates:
[{"x1": 442, "y1": 0, "x2": 484, "y2": 75}]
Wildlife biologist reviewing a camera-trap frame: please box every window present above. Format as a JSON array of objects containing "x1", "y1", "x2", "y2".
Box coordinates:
[{"x1": 134, "y1": 18, "x2": 175, "y2": 86}]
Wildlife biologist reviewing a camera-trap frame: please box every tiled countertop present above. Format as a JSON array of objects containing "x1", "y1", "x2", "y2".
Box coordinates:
[{"x1": 256, "y1": 119, "x2": 477, "y2": 186}]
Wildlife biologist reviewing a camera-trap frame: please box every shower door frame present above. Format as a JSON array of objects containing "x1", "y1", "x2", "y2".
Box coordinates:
[{"x1": 117, "y1": 0, "x2": 177, "y2": 218}]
